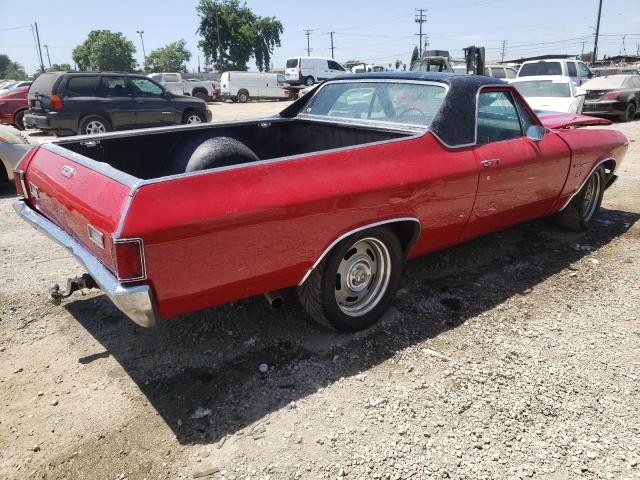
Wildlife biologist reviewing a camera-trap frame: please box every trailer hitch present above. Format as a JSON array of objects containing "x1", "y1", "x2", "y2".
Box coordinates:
[{"x1": 48, "y1": 274, "x2": 98, "y2": 305}]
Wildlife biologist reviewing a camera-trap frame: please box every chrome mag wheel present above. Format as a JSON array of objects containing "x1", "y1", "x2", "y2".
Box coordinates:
[
  {"x1": 186, "y1": 113, "x2": 203, "y2": 124},
  {"x1": 582, "y1": 171, "x2": 602, "y2": 222},
  {"x1": 85, "y1": 120, "x2": 106, "y2": 134},
  {"x1": 334, "y1": 237, "x2": 392, "y2": 316}
]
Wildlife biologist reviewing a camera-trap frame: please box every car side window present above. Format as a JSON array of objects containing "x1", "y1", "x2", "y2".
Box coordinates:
[
  {"x1": 577, "y1": 62, "x2": 591, "y2": 78},
  {"x1": 130, "y1": 77, "x2": 164, "y2": 97},
  {"x1": 98, "y1": 76, "x2": 131, "y2": 97},
  {"x1": 477, "y1": 90, "x2": 523, "y2": 144},
  {"x1": 65, "y1": 76, "x2": 98, "y2": 96},
  {"x1": 512, "y1": 94, "x2": 535, "y2": 137},
  {"x1": 328, "y1": 60, "x2": 343, "y2": 71},
  {"x1": 567, "y1": 62, "x2": 577, "y2": 77}
]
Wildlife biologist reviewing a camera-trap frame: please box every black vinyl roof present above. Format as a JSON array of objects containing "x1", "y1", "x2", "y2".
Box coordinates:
[{"x1": 280, "y1": 72, "x2": 508, "y2": 147}]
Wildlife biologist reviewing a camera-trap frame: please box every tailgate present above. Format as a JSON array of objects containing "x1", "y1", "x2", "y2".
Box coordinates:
[{"x1": 22, "y1": 145, "x2": 132, "y2": 273}]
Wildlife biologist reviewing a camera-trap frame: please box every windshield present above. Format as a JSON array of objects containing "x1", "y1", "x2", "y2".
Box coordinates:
[
  {"x1": 513, "y1": 80, "x2": 571, "y2": 98},
  {"x1": 519, "y1": 62, "x2": 562, "y2": 76},
  {"x1": 303, "y1": 81, "x2": 447, "y2": 127}
]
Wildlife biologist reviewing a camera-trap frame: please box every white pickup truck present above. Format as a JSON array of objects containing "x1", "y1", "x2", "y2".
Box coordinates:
[{"x1": 147, "y1": 73, "x2": 217, "y2": 101}]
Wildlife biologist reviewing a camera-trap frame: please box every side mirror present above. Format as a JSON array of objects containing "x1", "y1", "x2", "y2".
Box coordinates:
[{"x1": 526, "y1": 125, "x2": 545, "y2": 142}]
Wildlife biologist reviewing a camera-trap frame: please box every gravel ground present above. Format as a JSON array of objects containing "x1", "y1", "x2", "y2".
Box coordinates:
[{"x1": 0, "y1": 107, "x2": 639, "y2": 480}]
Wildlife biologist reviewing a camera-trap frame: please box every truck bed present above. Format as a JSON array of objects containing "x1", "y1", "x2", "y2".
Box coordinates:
[{"x1": 55, "y1": 118, "x2": 413, "y2": 180}]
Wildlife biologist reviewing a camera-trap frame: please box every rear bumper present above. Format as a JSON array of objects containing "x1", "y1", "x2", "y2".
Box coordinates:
[
  {"x1": 24, "y1": 112, "x2": 78, "y2": 132},
  {"x1": 13, "y1": 199, "x2": 158, "y2": 328}
]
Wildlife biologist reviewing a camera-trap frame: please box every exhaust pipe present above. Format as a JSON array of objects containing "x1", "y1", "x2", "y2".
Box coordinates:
[{"x1": 264, "y1": 291, "x2": 284, "y2": 309}]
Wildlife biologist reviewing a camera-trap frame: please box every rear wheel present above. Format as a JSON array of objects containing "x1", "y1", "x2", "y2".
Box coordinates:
[
  {"x1": 237, "y1": 90, "x2": 249, "y2": 103},
  {"x1": 13, "y1": 109, "x2": 26, "y2": 130},
  {"x1": 298, "y1": 227, "x2": 403, "y2": 332},
  {"x1": 79, "y1": 115, "x2": 110, "y2": 135},
  {"x1": 554, "y1": 166, "x2": 606, "y2": 232},
  {"x1": 304, "y1": 76, "x2": 315, "y2": 87},
  {"x1": 182, "y1": 110, "x2": 206, "y2": 124},
  {"x1": 620, "y1": 102, "x2": 636, "y2": 122}
]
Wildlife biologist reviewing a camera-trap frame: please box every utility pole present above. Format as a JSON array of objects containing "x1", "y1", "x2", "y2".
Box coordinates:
[
  {"x1": 500, "y1": 40, "x2": 507, "y2": 63},
  {"x1": 136, "y1": 30, "x2": 147, "y2": 66},
  {"x1": 304, "y1": 29, "x2": 313, "y2": 56},
  {"x1": 620, "y1": 35, "x2": 627, "y2": 55},
  {"x1": 43, "y1": 44, "x2": 51, "y2": 68},
  {"x1": 581, "y1": 41, "x2": 586, "y2": 59},
  {"x1": 592, "y1": 0, "x2": 603, "y2": 64},
  {"x1": 329, "y1": 31, "x2": 335, "y2": 59},
  {"x1": 414, "y1": 9, "x2": 427, "y2": 57},
  {"x1": 34, "y1": 22, "x2": 45, "y2": 73}
]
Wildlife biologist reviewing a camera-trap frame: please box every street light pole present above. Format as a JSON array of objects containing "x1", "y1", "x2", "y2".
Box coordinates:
[{"x1": 136, "y1": 30, "x2": 147, "y2": 67}]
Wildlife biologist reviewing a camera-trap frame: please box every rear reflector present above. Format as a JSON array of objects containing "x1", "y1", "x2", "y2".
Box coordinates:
[{"x1": 111, "y1": 238, "x2": 146, "y2": 282}]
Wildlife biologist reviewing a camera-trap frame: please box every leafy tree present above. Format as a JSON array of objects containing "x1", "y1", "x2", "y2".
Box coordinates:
[
  {"x1": 580, "y1": 52, "x2": 594, "y2": 63},
  {"x1": 47, "y1": 63, "x2": 72, "y2": 72},
  {"x1": 410, "y1": 46, "x2": 419, "y2": 69},
  {"x1": 197, "y1": 0, "x2": 283, "y2": 71},
  {"x1": 72, "y1": 30, "x2": 137, "y2": 71},
  {"x1": 395, "y1": 59, "x2": 402, "y2": 70},
  {"x1": 0, "y1": 54, "x2": 28, "y2": 80},
  {"x1": 145, "y1": 40, "x2": 192, "y2": 72}
]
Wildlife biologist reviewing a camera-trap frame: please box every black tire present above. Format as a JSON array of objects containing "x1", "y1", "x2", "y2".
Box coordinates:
[
  {"x1": 554, "y1": 166, "x2": 606, "y2": 232},
  {"x1": 619, "y1": 102, "x2": 636, "y2": 122},
  {"x1": 298, "y1": 227, "x2": 404, "y2": 332},
  {"x1": 13, "y1": 109, "x2": 26, "y2": 130},
  {"x1": 183, "y1": 137, "x2": 259, "y2": 172},
  {"x1": 182, "y1": 110, "x2": 207, "y2": 125},
  {"x1": 304, "y1": 76, "x2": 315, "y2": 87},
  {"x1": 193, "y1": 90, "x2": 208, "y2": 101},
  {"x1": 237, "y1": 90, "x2": 249, "y2": 103},
  {"x1": 78, "y1": 115, "x2": 110, "y2": 135}
]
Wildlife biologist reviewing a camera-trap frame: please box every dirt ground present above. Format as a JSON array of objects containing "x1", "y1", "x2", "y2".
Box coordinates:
[{"x1": 1, "y1": 105, "x2": 639, "y2": 480}]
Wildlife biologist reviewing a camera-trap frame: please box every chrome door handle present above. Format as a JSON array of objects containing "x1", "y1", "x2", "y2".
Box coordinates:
[{"x1": 481, "y1": 159, "x2": 500, "y2": 168}]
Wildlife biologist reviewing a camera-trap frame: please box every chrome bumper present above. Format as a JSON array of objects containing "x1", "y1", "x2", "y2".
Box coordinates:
[{"x1": 13, "y1": 200, "x2": 158, "y2": 327}]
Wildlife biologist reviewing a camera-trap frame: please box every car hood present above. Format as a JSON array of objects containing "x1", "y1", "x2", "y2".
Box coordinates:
[{"x1": 537, "y1": 112, "x2": 612, "y2": 129}]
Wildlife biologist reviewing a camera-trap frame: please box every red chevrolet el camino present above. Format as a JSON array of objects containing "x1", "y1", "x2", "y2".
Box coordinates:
[{"x1": 13, "y1": 72, "x2": 628, "y2": 332}]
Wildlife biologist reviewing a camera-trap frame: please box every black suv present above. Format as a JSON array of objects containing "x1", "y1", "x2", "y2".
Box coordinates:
[{"x1": 24, "y1": 72, "x2": 212, "y2": 135}]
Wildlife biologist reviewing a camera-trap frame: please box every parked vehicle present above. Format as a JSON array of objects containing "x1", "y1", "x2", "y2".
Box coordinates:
[
  {"x1": 450, "y1": 59, "x2": 467, "y2": 74},
  {"x1": 24, "y1": 72, "x2": 211, "y2": 136},
  {"x1": 220, "y1": 71, "x2": 289, "y2": 103},
  {"x1": 147, "y1": 73, "x2": 215, "y2": 101},
  {"x1": 0, "y1": 84, "x2": 29, "y2": 130},
  {"x1": 351, "y1": 64, "x2": 386, "y2": 74},
  {"x1": 14, "y1": 72, "x2": 627, "y2": 332},
  {"x1": 285, "y1": 57, "x2": 347, "y2": 86},
  {"x1": 411, "y1": 55, "x2": 454, "y2": 73},
  {"x1": 0, "y1": 124, "x2": 30, "y2": 183},
  {"x1": 511, "y1": 76, "x2": 586, "y2": 114},
  {"x1": 517, "y1": 58, "x2": 593, "y2": 85},
  {"x1": 593, "y1": 67, "x2": 640, "y2": 77},
  {"x1": 581, "y1": 75, "x2": 640, "y2": 122},
  {"x1": 484, "y1": 65, "x2": 518, "y2": 80},
  {"x1": 0, "y1": 80, "x2": 32, "y2": 96}
]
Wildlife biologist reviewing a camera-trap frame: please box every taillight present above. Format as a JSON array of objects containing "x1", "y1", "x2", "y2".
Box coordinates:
[
  {"x1": 50, "y1": 95, "x2": 63, "y2": 111},
  {"x1": 603, "y1": 91, "x2": 619, "y2": 100},
  {"x1": 13, "y1": 170, "x2": 27, "y2": 198},
  {"x1": 111, "y1": 238, "x2": 146, "y2": 282}
]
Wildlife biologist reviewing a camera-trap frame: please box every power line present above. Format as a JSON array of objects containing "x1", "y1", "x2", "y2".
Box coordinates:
[
  {"x1": 303, "y1": 29, "x2": 313, "y2": 56},
  {"x1": 414, "y1": 9, "x2": 427, "y2": 57}
]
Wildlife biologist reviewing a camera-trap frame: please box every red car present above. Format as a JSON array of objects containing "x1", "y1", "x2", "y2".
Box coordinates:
[
  {"x1": 13, "y1": 73, "x2": 628, "y2": 332},
  {"x1": 0, "y1": 85, "x2": 29, "y2": 130}
]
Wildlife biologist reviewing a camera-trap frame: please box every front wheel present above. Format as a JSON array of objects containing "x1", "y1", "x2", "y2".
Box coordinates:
[
  {"x1": 620, "y1": 102, "x2": 636, "y2": 122},
  {"x1": 79, "y1": 115, "x2": 110, "y2": 135},
  {"x1": 554, "y1": 166, "x2": 606, "y2": 232},
  {"x1": 13, "y1": 109, "x2": 26, "y2": 130},
  {"x1": 182, "y1": 110, "x2": 206, "y2": 124},
  {"x1": 298, "y1": 227, "x2": 404, "y2": 332},
  {"x1": 304, "y1": 76, "x2": 315, "y2": 86}
]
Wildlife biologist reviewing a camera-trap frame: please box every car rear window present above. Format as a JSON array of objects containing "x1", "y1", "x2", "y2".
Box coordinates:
[
  {"x1": 513, "y1": 80, "x2": 571, "y2": 97},
  {"x1": 29, "y1": 73, "x2": 61, "y2": 94},
  {"x1": 65, "y1": 76, "x2": 99, "y2": 96},
  {"x1": 286, "y1": 58, "x2": 298, "y2": 68},
  {"x1": 519, "y1": 62, "x2": 562, "y2": 76}
]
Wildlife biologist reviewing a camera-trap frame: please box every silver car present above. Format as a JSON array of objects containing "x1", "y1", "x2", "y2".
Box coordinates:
[{"x1": 0, "y1": 125, "x2": 31, "y2": 184}]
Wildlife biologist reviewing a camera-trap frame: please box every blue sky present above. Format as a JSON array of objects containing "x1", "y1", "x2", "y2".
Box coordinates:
[{"x1": 1, "y1": 0, "x2": 638, "y2": 74}]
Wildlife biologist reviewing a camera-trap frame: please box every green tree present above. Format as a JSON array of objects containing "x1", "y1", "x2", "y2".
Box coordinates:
[
  {"x1": 144, "y1": 39, "x2": 192, "y2": 72},
  {"x1": 197, "y1": 0, "x2": 283, "y2": 71},
  {"x1": 410, "y1": 46, "x2": 419, "y2": 69},
  {"x1": 0, "y1": 54, "x2": 28, "y2": 80},
  {"x1": 47, "y1": 63, "x2": 72, "y2": 72},
  {"x1": 395, "y1": 59, "x2": 402, "y2": 70},
  {"x1": 72, "y1": 30, "x2": 137, "y2": 71},
  {"x1": 580, "y1": 52, "x2": 594, "y2": 63}
]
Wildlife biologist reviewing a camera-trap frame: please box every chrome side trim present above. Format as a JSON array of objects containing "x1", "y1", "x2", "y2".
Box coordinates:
[
  {"x1": 17, "y1": 170, "x2": 28, "y2": 199},
  {"x1": 13, "y1": 200, "x2": 158, "y2": 328},
  {"x1": 297, "y1": 217, "x2": 421, "y2": 286},
  {"x1": 558, "y1": 157, "x2": 616, "y2": 211},
  {"x1": 112, "y1": 237, "x2": 147, "y2": 283}
]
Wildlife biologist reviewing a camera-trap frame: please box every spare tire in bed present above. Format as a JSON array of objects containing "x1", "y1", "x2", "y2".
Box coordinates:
[{"x1": 184, "y1": 137, "x2": 259, "y2": 172}]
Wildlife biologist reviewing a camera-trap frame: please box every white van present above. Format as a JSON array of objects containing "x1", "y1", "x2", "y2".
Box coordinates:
[
  {"x1": 220, "y1": 72, "x2": 289, "y2": 103},
  {"x1": 285, "y1": 57, "x2": 347, "y2": 86}
]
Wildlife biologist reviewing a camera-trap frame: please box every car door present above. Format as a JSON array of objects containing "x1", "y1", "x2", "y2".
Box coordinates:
[
  {"x1": 315, "y1": 59, "x2": 329, "y2": 80},
  {"x1": 577, "y1": 62, "x2": 593, "y2": 86},
  {"x1": 462, "y1": 88, "x2": 570, "y2": 239},
  {"x1": 129, "y1": 76, "x2": 178, "y2": 126},
  {"x1": 327, "y1": 60, "x2": 345, "y2": 80},
  {"x1": 97, "y1": 75, "x2": 136, "y2": 129}
]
